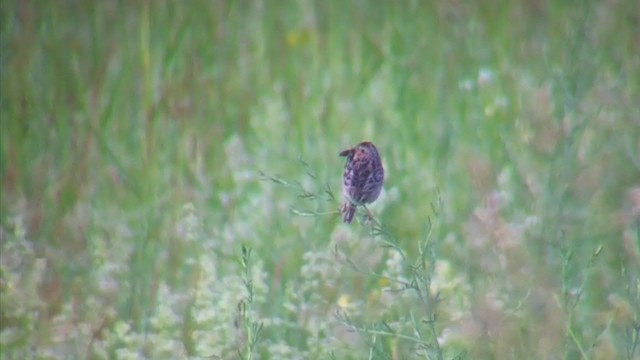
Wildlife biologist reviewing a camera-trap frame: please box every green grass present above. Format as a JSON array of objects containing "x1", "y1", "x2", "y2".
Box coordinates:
[{"x1": 1, "y1": 0, "x2": 639, "y2": 359}]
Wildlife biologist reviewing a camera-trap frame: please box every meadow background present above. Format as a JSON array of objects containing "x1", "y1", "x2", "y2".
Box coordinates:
[{"x1": 1, "y1": 0, "x2": 639, "y2": 359}]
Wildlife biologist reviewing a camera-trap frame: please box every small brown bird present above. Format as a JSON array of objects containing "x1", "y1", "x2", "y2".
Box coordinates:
[{"x1": 339, "y1": 141, "x2": 384, "y2": 223}]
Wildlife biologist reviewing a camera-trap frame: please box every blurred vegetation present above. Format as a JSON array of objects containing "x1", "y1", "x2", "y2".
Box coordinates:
[{"x1": 1, "y1": 0, "x2": 639, "y2": 359}]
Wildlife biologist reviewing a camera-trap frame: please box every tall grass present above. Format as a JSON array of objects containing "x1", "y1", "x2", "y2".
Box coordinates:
[{"x1": 1, "y1": 0, "x2": 639, "y2": 358}]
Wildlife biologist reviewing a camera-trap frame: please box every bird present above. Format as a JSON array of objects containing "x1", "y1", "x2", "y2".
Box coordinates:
[{"x1": 339, "y1": 141, "x2": 384, "y2": 223}]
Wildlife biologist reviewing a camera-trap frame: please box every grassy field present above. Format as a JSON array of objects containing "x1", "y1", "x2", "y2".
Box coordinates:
[{"x1": 1, "y1": 0, "x2": 639, "y2": 359}]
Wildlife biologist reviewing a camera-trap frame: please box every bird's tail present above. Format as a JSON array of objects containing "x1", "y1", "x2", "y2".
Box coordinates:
[{"x1": 342, "y1": 203, "x2": 357, "y2": 223}]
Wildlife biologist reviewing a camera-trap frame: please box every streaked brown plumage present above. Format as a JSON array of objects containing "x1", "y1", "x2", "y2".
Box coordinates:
[{"x1": 339, "y1": 141, "x2": 384, "y2": 223}]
